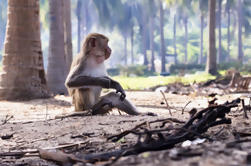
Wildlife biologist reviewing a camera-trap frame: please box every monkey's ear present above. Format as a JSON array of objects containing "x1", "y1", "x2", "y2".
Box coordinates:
[{"x1": 89, "y1": 37, "x2": 96, "y2": 47}]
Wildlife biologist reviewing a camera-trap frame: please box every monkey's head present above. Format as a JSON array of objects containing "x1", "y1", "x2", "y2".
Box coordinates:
[{"x1": 82, "y1": 33, "x2": 111, "y2": 64}]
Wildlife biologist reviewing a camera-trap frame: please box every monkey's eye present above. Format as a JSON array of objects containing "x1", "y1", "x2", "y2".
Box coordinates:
[{"x1": 95, "y1": 55, "x2": 105, "y2": 58}]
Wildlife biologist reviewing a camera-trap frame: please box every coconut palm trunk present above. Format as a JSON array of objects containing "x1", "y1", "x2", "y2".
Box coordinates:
[
  {"x1": 149, "y1": 15, "x2": 155, "y2": 72},
  {"x1": 199, "y1": 14, "x2": 204, "y2": 64},
  {"x1": 159, "y1": 0, "x2": 165, "y2": 73},
  {"x1": 206, "y1": 0, "x2": 217, "y2": 75},
  {"x1": 226, "y1": 6, "x2": 231, "y2": 62},
  {"x1": 217, "y1": 0, "x2": 222, "y2": 63},
  {"x1": 131, "y1": 28, "x2": 134, "y2": 65},
  {"x1": 237, "y1": 0, "x2": 243, "y2": 64},
  {"x1": 0, "y1": 0, "x2": 48, "y2": 100},
  {"x1": 47, "y1": 0, "x2": 67, "y2": 94},
  {"x1": 63, "y1": 0, "x2": 73, "y2": 72},
  {"x1": 173, "y1": 14, "x2": 177, "y2": 64}
]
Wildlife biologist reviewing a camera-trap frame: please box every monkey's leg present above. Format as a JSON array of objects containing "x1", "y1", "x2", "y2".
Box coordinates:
[{"x1": 92, "y1": 92, "x2": 140, "y2": 115}]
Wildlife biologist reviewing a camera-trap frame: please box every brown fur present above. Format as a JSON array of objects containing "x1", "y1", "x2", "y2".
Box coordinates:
[{"x1": 67, "y1": 33, "x2": 110, "y2": 111}]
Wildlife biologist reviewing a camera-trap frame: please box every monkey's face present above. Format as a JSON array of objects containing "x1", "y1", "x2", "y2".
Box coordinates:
[{"x1": 88, "y1": 37, "x2": 111, "y2": 63}]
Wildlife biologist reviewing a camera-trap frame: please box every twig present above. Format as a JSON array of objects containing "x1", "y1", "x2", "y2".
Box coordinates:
[
  {"x1": 0, "y1": 141, "x2": 89, "y2": 158},
  {"x1": 182, "y1": 101, "x2": 192, "y2": 114},
  {"x1": 160, "y1": 90, "x2": 172, "y2": 116},
  {"x1": 54, "y1": 111, "x2": 91, "y2": 119},
  {"x1": 1, "y1": 115, "x2": 14, "y2": 125},
  {"x1": 241, "y1": 99, "x2": 249, "y2": 119},
  {"x1": 226, "y1": 139, "x2": 251, "y2": 148}
]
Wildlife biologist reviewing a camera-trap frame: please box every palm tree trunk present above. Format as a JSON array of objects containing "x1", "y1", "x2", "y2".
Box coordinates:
[
  {"x1": 142, "y1": 25, "x2": 148, "y2": 66},
  {"x1": 227, "y1": 7, "x2": 230, "y2": 62},
  {"x1": 159, "y1": 0, "x2": 165, "y2": 73},
  {"x1": 149, "y1": 15, "x2": 155, "y2": 72},
  {"x1": 47, "y1": 0, "x2": 67, "y2": 94},
  {"x1": 173, "y1": 14, "x2": 177, "y2": 64},
  {"x1": 237, "y1": 0, "x2": 243, "y2": 64},
  {"x1": 184, "y1": 18, "x2": 188, "y2": 64},
  {"x1": 206, "y1": 0, "x2": 217, "y2": 75},
  {"x1": 217, "y1": 0, "x2": 222, "y2": 63},
  {"x1": 0, "y1": 0, "x2": 48, "y2": 100},
  {"x1": 199, "y1": 14, "x2": 204, "y2": 64},
  {"x1": 63, "y1": 0, "x2": 72, "y2": 72},
  {"x1": 124, "y1": 35, "x2": 128, "y2": 65},
  {"x1": 76, "y1": 0, "x2": 82, "y2": 52},
  {"x1": 131, "y1": 27, "x2": 134, "y2": 65}
]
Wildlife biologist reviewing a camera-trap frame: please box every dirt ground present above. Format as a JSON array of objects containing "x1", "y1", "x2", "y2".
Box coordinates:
[{"x1": 0, "y1": 91, "x2": 250, "y2": 166}]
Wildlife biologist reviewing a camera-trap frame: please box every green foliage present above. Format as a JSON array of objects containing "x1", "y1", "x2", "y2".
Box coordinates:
[
  {"x1": 117, "y1": 65, "x2": 157, "y2": 77},
  {"x1": 107, "y1": 68, "x2": 120, "y2": 76},
  {"x1": 112, "y1": 72, "x2": 215, "y2": 90},
  {"x1": 218, "y1": 62, "x2": 251, "y2": 73},
  {"x1": 170, "y1": 64, "x2": 205, "y2": 75}
]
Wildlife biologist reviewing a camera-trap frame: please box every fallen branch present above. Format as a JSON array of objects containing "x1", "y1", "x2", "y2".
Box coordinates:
[
  {"x1": 75, "y1": 98, "x2": 241, "y2": 163},
  {"x1": 241, "y1": 99, "x2": 249, "y2": 119},
  {"x1": 160, "y1": 90, "x2": 172, "y2": 116},
  {"x1": 0, "y1": 141, "x2": 89, "y2": 158}
]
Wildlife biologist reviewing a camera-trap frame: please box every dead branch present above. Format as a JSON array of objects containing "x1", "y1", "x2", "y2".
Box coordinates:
[
  {"x1": 1, "y1": 115, "x2": 14, "y2": 125},
  {"x1": 160, "y1": 90, "x2": 172, "y2": 116},
  {"x1": 74, "y1": 98, "x2": 241, "y2": 163},
  {"x1": 181, "y1": 101, "x2": 191, "y2": 114},
  {"x1": 0, "y1": 141, "x2": 89, "y2": 158},
  {"x1": 241, "y1": 99, "x2": 249, "y2": 119}
]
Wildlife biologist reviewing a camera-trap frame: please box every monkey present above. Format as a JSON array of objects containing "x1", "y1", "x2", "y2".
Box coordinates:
[{"x1": 65, "y1": 33, "x2": 145, "y2": 115}]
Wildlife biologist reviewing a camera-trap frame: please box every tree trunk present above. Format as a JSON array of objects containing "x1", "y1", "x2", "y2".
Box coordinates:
[
  {"x1": 142, "y1": 26, "x2": 148, "y2": 66},
  {"x1": 184, "y1": 17, "x2": 188, "y2": 64},
  {"x1": 217, "y1": 0, "x2": 222, "y2": 63},
  {"x1": 124, "y1": 35, "x2": 128, "y2": 65},
  {"x1": 0, "y1": 0, "x2": 48, "y2": 100},
  {"x1": 149, "y1": 15, "x2": 155, "y2": 72},
  {"x1": 206, "y1": 0, "x2": 217, "y2": 75},
  {"x1": 159, "y1": 0, "x2": 165, "y2": 73},
  {"x1": 47, "y1": 0, "x2": 67, "y2": 94},
  {"x1": 131, "y1": 27, "x2": 134, "y2": 65},
  {"x1": 76, "y1": 0, "x2": 82, "y2": 53},
  {"x1": 226, "y1": 6, "x2": 230, "y2": 62},
  {"x1": 199, "y1": 14, "x2": 204, "y2": 64},
  {"x1": 237, "y1": 0, "x2": 243, "y2": 64},
  {"x1": 173, "y1": 14, "x2": 177, "y2": 64},
  {"x1": 63, "y1": 0, "x2": 72, "y2": 73}
]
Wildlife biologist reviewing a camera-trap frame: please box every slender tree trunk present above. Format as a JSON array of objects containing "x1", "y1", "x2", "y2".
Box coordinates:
[
  {"x1": 131, "y1": 27, "x2": 134, "y2": 65},
  {"x1": 173, "y1": 14, "x2": 177, "y2": 64},
  {"x1": 227, "y1": 7, "x2": 231, "y2": 62},
  {"x1": 82, "y1": 4, "x2": 88, "y2": 39},
  {"x1": 63, "y1": 0, "x2": 72, "y2": 72},
  {"x1": 124, "y1": 35, "x2": 127, "y2": 65},
  {"x1": 0, "y1": 0, "x2": 48, "y2": 100},
  {"x1": 76, "y1": 0, "x2": 82, "y2": 52},
  {"x1": 142, "y1": 25, "x2": 148, "y2": 66},
  {"x1": 149, "y1": 15, "x2": 155, "y2": 72},
  {"x1": 159, "y1": 0, "x2": 165, "y2": 73},
  {"x1": 206, "y1": 0, "x2": 217, "y2": 75},
  {"x1": 217, "y1": 0, "x2": 222, "y2": 63},
  {"x1": 237, "y1": 0, "x2": 243, "y2": 64},
  {"x1": 199, "y1": 14, "x2": 204, "y2": 64},
  {"x1": 184, "y1": 18, "x2": 188, "y2": 64},
  {"x1": 47, "y1": 0, "x2": 67, "y2": 94}
]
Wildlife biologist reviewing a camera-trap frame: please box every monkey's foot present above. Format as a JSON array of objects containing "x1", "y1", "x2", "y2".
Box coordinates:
[{"x1": 92, "y1": 102, "x2": 114, "y2": 115}]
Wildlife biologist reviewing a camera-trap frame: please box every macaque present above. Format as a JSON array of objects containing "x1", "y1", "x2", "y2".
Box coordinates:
[{"x1": 65, "y1": 33, "x2": 141, "y2": 115}]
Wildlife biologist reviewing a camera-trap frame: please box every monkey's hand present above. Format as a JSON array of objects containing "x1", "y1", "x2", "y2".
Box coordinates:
[{"x1": 110, "y1": 80, "x2": 126, "y2": 100}]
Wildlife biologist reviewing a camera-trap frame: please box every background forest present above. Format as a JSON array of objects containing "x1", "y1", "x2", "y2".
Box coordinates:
[
  {"x1": 0, "y1": 0, "x2": 250, "y2": 70},
  {"x1": 0, "y1": 0, "x2": 250, "y2": 94}
]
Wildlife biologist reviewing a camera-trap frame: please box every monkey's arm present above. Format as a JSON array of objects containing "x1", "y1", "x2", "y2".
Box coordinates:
[
  {"x1": 66, "y1": 76, "x2": 111, "y2": 89},
  {"x1": 66, "y1": 75, "x2": 126, "y2": 100}
]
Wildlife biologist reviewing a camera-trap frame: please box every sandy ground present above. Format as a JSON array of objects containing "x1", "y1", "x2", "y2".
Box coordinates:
[{"x1": 0, "y1": 91, "x2": 250, "y2": 166}]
